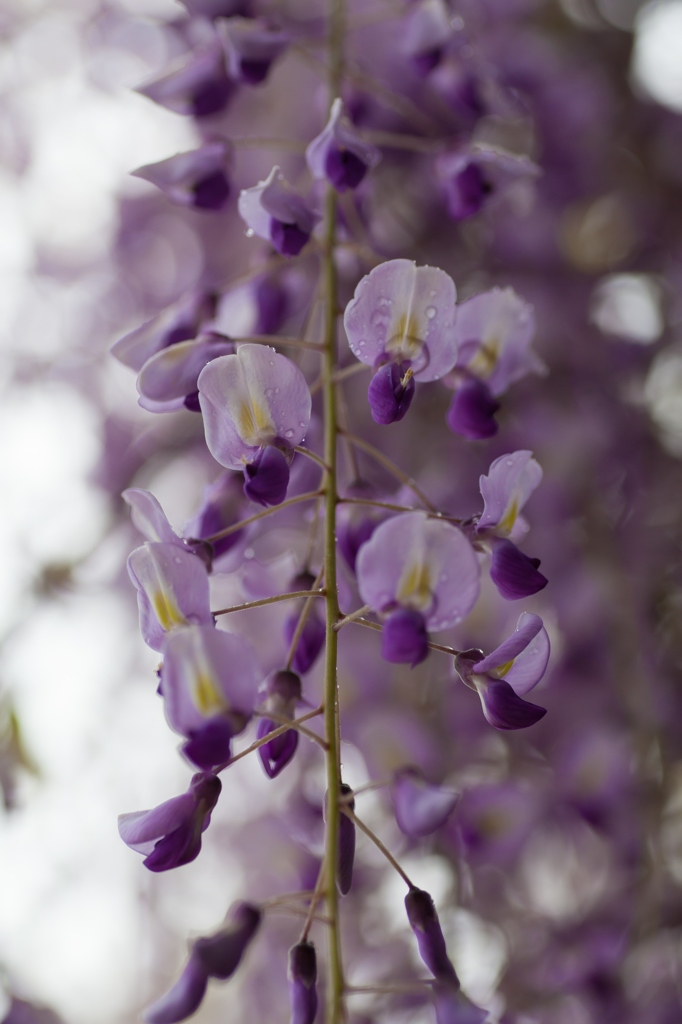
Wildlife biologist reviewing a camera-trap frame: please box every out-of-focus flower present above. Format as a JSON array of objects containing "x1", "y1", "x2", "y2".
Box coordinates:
[
  {"x1": 136, "y1": 42, "x2": 235, "y2": 119},
  {"x1": 288, "y1": 941, "x2": 318, "y2": 1024},
  {"x1": 405, "y1": 888, "x2": 459, "y2": 984},
  {"x1": 118, "y1": 772, "x2": 221, "y2": 872},
  {"x1": 256, "y1": 669, "x2": 302, "y2": 778},
  {"x1": 402, "y1": 0, "x2": 454, "y2": 76},
  {"x1": 137, "y1": 333, "x2": 234, "y2": 413},
  {"x1": 112, "y1": 291, "x2": 216, "y2": 373},
  {"x1": 357, "y1": 512, "x2": 480, "y2": 666},
  {"x1": 161, "y1": 624, "x2": 261, "y2": 768},
  {"x1": 218, "y1": 18, "x2": 290, "y2": 85},
  {"x1": 238, "y1": 166, "x2": 318, "y2": 256},
  {"x1": 391, "y1": 767, "x2": 459, "y2": 837},
  {"x1": 131, "y1": 142, "x2": 232, "y2": 211},
  {"x1": 436, "y1": 145, "x2": 539, "y2": 221},
  {"x1": 306, "y1": 98, "x2": 380, "y2": 192}
]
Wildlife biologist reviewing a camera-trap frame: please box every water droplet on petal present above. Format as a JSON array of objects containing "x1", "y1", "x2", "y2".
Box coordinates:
[
  {"x1": 426, "y1": 306, "x2": 436, "y2": 319},
  {"x1": 299, "y1": 422, "x2": 306, "y2": 427},
  {"x1": 506, "y1": 459, "x2": 514, "y2": 466},
  {"x1": 275, "y1": 387, "x2": 279, "y2": 394},
  {"x1": 246, "y1": 228, "x2": 254, "y2": 237},
  {"x1": 265, "y1": 388, "x2": 273, "y2": 397},
  {"x1": 284, "y1": 429, "x2": 294, "y2": 438},
  {"x1": 370, "y1": 311, "x2": 384, "y2": 325}
]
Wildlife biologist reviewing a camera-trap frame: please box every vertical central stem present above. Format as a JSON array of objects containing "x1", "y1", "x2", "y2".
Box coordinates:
[{"x1": 322, "y1": 2, "x2": 344, "y2": 1021}]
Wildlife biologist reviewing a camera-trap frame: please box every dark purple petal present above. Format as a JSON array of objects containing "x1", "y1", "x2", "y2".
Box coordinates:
[
  {"x1": 476, "y1": 678, "x2": 546, "y2": 731},
  {"x1": 143, "y1": 816, "x2": 201, "y2": 872},
  {"x1": 266, "y1": 669, "x2": 302, "y2": 703},
  {"x1": 191, "y1": 77, "x2": 235, "y2": 118},
  {"x1": 433, "y1": 985, "x2": 488, "y2": 1024},
  {"x1": 192, "y1": 170, "x2": 231, "y2": 209},
  {"x1": 405, "y1": 888, "x2": 459, "y2": 985},
  {"x1": 489, "y1": 538, "x2": 548, "y2": 600},
  {"x1": 283, "y1": 610, "x2": 325, "y2": 674},
  {"x1": 288, "y1": 941, "x2": 318, "y2": 1024},
  {"x1": 194, "y1": 901, "x2": 262, "y2": 979},
  {"x1": 254, "y1": 275, "x2": 288, "y2": 335},
  {"x1": 324, "y1": 146, "x2": 368, "y2": 192},
  {"x1": 367, "y1": 362, "x2": 416, "y2": 425},
  {"x1": 338, "y1": 512, "x2": 379, "y2": 574},
  {"x1": 381, "y1": 608, "x2": 429, "y2": 667},
  {"x1": 446, "y1": 161, "x2": 492, "y2": 220},
  {"x1": 243, "y1": 447, "x2": 290, "y2": 506},
  {"x1": 144, "y1": 954, "x2": 209, "y2": 1024},
  {"x1": 446, "y1": 379, "x2": 500, "y2": 440},
  {"x1": 182, "y1": 717, "x2": 235, "y2": 770},
  {"x1": 239, "y1": 58, "x2": 271, "y2": 84},
  {"x1": 270, "y1": 218, "x2": 311, "y2": 257},
  {"x1": 413, "y1": 48, "x2": 442, "y2": 75},
  {"x1": 392, "y1": 768, "x2": 459, "y2": 837},
  {"x1": 257, "y1": 717, "x2": 299, "y2": 778},
  {"x1": 338, "y1": 784, "x2": 356, "y2": 896}
]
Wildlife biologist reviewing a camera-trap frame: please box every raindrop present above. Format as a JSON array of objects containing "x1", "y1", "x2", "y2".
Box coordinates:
[
  {"x1": 174, "y1": 557, "x2": 182, "y2": 564},
  {"x1": 275, "y1": 387, "x2": 279, "y2": 393},
  {"x1": 426, "y1": 306, "x2": 436, "y2": 319},
  {"x1": 299, "y1": 421, "x2": 306, "y2": 427},
  {"x1": 506, "y1": 459, "x2": 514, "y2": 466},
  {"x1": 370, "y1": 311, "x2": 384, "y2": 325},
  {"x1": 284, "y1": 429, "x2": 294, "y2": 438},
  {"x1": 246, "y1": 228, "x2": 254, "y2": 237},
  {"x1": 265, "y1": 388, "x2": 273, "y2": 397}
]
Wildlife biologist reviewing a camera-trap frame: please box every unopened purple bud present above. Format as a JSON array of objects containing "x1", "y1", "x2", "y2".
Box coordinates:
[
  {"x1": 367, "y1": 362, "x2": 416, "y2": 425},
  {"x1": 243, "y1": 447, "x2": 290, "y2": 506},
  {"x1": 288, "y1": 941, "x2": 318, "y2": 1024},
  {"x1": 447, "y1": 161, "x2": 492, "y2": 220},
  {"x1": 338, "y1": 783, "x2": 356, "y2": 895},
  {"x1": 446, "y1": 379, "x2": 500, "y2": 440},
  {"x1": 270, "y1": 218, "x2": 311, "y2": 257},
  {"x1": 324, "y1": 146, "x2": 368, "y2": 192},
  {"x1": 266, "y1": 669, "x2": 303, "y2": 702},
  {"x1": 194, "y1": 901, "x2": 262, "y2": 979},
  {"x1": 489, "y1": 538, "x2": 548, "y2": 600},
  {"x1": 283, "y1": 610, "x2": 325, "y2": 675},
  {"x1": 257, "y1": 717, "x2": 299, "y2": 778},
  {"x1": 144, "y1": 955, "x2": 209, "y2": 1024},
  {"x1": 476, "y1": 678, "x2": 546, "y2": 731},
  {"x1": 405, "y1": 888, "x2": 459, "y2": 985},
  {"x1": 392, "y1": 768, "x2": 459, "y2": 837},
  {"x1": 182, "y1": 717, "x2": 236, "y2": 770},
  {"x1": 381, "y1": 608, "x2": 429, "y2": 667}
]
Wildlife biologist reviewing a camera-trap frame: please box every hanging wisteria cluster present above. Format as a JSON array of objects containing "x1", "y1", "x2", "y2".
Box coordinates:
[{"x1": 12, "y1": 0, "x2": 676, "y2": 1023}]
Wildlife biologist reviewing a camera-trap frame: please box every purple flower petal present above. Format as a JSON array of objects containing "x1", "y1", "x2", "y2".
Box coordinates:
[
  {"x1": 306, "y1": 98, "x2": 380, "y2": 192},
  {"x1": 473, "y1": 612, "x2": 544, "y2": 675},
  {"x1": 123, "y1": 489, "x2": 180, "y2": 546},
  {"x1": 161, "y1": 624, "x2": 260, "y2": 742},
  {"x1": 503, "y1": 614, "x2": 551, "y2": 695},
  {"x1": 198, "y1": 344, "x2": 311, "y2": 469},
  {"x1": 183, "y1": 472, "x2": 245, "y2": 560},
  {"x1": 338, "y1": 784, "x2": 356, "y2": 895},
  {"x1": 475, "y1": 678, "x2": 546, "y2": 731},
  {"x1": 405, "y1": 888, "x2": 459, "y2": 984},
  {"x1": 403, "y1": 0, "x2": 453, "y2": 76},
  {"x1": 467, "y1": 612, "x2": 550, "y2": 698},
  {"x1": 137, "y1": 336, "x2": 233, "y2": 408},
  {"x1": 381, "y1": 608, "x2": 429, "y2": 667},
  {"x1": 478, "y1": 451, "x2": 543, "y2": 535},
  {"x1": 288, "y1": 941, "x2": 318, "y2": 1024},
  {"x1": 455, "y1": 288, "x2": 543, "y2": 397},
  {"x1": 193, "y1": 901, "x2": 262, "y2": 979},
  {"x1": 283, "y1": 608, "x2": 325, "y2": 674},
  {"x1": 118, "y1": 793, "x2": 198, "y2": 853},
  {"x1": 344, "y1": 260, "x2": 458, "y2": 382},
  {"x1": 257, "y1": 717, "x2": 299, "y2": 778},
  {"x1": 489, "y1": 537, "x2": 548, "y2": 600},
  {"x1": 218, "y1": 18, "x2": 290, "y2": 84},
  {"x1": 136, "y1": 43, "x2": 234, "y2": 119},
  {"x1": 433, "y1": 986, "x2": 489, "y2": 1024},
  {"x1": 243, "y1": 445, "x2": 291, "y2": 507},
  {"x1": 337, "y1": 486, "x2": 383, "y2": 574},
  {"x1": 127, "y1": 543, "x2": 212, "y2": 651},
  {"x1": 131, "y1": 142, "x2": 231, "y2": 210},
  {"x1": 437, "y1": 146, "x2": 540, "y2": 223},
  {"x1": 357, "y1": 512, "x2": 480, "y2": 632},
  {"x1": 182, "y1": 717, "x2": 235, "y2": 770},
  {"x1": 391, "y1": 767, "x2": 459, "y2": 837},
  {"x1": 238, "y1": 167, "x2": 318, "y2": 254},
  {"x1": 368, "y1": 362, "x2": 416, "y2": 424},
  {"x1": 446, "y1": 378, "x2": 500, "y2": 440},
  {"x1": 112, "y1": 291, "x2": 215, "y2": 372},
  {"x1": 144, "y1": 954, "x2": 209, "y2": 1024}
]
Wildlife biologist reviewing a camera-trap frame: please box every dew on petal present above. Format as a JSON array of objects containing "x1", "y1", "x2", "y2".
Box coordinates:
[{"x1": 426, "y1": 306, "x2": 437, "y2": 319}]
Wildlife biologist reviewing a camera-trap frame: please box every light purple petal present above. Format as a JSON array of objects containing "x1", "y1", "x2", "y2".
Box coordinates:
[
  {"x1": 144, "y1": 954, "x2": 209, "y2": 1024},
  {"x1": 131, "y1": 142, "x2": 231, "y2": 207},
  {"x1": 356, "y1": 512, "x2": 480, "y2": 631},
  {"x1": 218, "y1": 18, "x2": 290, "y2": 80},
  {"x1": 198, "y1": 344, "x2": 311, "y2": 469},
  {"x1": 343, "y1": 259, "x2": 458, "y2": 381},
  {"x1": 403, "y1": 0, "x2": 453, "y2": 58},
  {"x1": 455, "y1": 287, "x2": 543, "y2": 396},
  {"x1": 123, "y1": 489, "x2": 180, "y2": 546},
  {"x1": 473, "y1": 612, "x2": 543, "y2": 674},
  {"x1": 503, "y1": 613, "x2": 551, "y2": 695},
  {"x1": 478, "y1": 450, "x2": 543, "y2": 535},
  {"x1": 392, "y1": 768, "x2": 459, "y2": 837},
  {"x1": 161, "y1": 624, "x2": 260, "y2": 738},
  {"x1": 135, "y1": 43, "x2": 233, "y2": 119},
  {"x1": 111, "y1": 291, "x2": 213, "y2": 371},
  {"x1": 138, "y1": 337, "x2": 233, "y2": 404},
  {"x1": 127, "y1": 543, "x2": 212, "y2": 651},
  {"x1": 306, "y1": 98, "x2": 380, "y2": 182},
  {"x1": 118, "y1": 793, "x2": 196, "y2": 852},
  {"x1": 238, "y1": 166, "x2": 317, "y2": 243}
]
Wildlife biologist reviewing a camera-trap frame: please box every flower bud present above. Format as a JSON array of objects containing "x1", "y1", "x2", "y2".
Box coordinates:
[
  {"x1": 404, "y1": 888, "x2": 458, "y2": 985},
  {"x1": 288, "y1": 941, "x2": 318, "y2": 1024}
]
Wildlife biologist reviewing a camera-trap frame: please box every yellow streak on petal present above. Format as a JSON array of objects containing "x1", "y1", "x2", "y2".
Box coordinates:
[
  {"x1": 193, "y1": 670, "x2": 227, "y2": 716},
  {"x1": 497, "y1": 498, "x2": 519, "y2": 536},
  {"x1": 468, "y1": 335, "x2": 500, "y2": 378},
  {"x1": 235, "y1": 397, "x2": 275, "y2": 447},
  {"x1": 491, "y1": 658, "x2": 515, "y2": 680},
  {"x1": 396, "y1": 558, "x2": 432, "y2": 612},
  {"x1": 152, "y1": 591, "x2": 188, "y2": 632},
  {"x1": 386, "y1": 312, "x2": 424, "y2": 361}
]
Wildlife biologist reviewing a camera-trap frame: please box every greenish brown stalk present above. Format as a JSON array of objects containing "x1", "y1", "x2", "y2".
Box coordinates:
[{"x1": 322, "y1": 0, "x2": 345, "y2": 1019}]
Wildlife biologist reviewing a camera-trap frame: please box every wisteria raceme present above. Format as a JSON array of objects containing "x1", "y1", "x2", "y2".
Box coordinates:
[{"x1": 19, "y1": 1, "x2": 682, "y2": 1023}]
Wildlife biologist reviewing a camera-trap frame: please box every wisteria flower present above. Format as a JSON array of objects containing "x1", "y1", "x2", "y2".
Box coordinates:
[
  {"x1": 454, "y1": 612, "x2": 550, "y2": 730},
  {"x1": 436, "y1": 145, "x2": 540, "y2": 221},
  {"x1": 337, "y1": 783, "x2": 356, "y2": 895},
  {"x1": 433, "y1": 986, "x2": 489, "y2": 1024},
  {"x1": 405, "y1": 888, "x2": 459, "y2": 984},
  {"x1": 218, "y1": 18, "x2": 290, "y2": 85},
  {"x1": 391, "y1": 767, "x2": 459, "y2": 837},
  {"x1": 183, "y1": 471, "x2": 247, "y2": 561},
  {"x1": 403, "y1": 0, "x2": 454, "y2": 76},
  {"x1": 447, "y1": 288, "x2": 543, "y2": 439},
  {"x1": 118, "y1": 772, "x2": 221, "y2": 872},
  {"x1": 474, "y1": 451, "x2": 547, "y2": 599},
  {"x1": 256, "y1": 669, "x2": 302, "y2": 778},
  {"x1": 131, "y1": 141, "x2": 232, "y2": 211},
  {"x1": 344, "y1": 260, "x2": 458, "y2": 423},
  {"x1": 282, "y1": 572, "x2": 325, "y2": 675},
  {"x1": 144, "y1": 901, "x2": 261, "y2": 1024},
  {"x1": 136, "y1": 42, "x2": 234, "y2": 119},
  {"x1": 112, "y1": 291, "x2": 215, "y2": 373},
  {"x1": 161, "y1": 624, "x2": 261, "y2": 769},
  {"x1": 306, "y1": 98, "x2": 380, "y2": 192},
  {"x1": 238, "y1": 166, "x2": 318, "y2": 257},
  {"x1": 356, "y1": 512, "x2": 480, "y2": 666},
  {"x1": 337, "y1": 480, "x2": 388, "y2": 572},
  {"x1": 136, "y1": 333, "x2": 234, "y2": 413},
  {"x1": 198, "y1": 343, "x2": 311, "y2": 506},
  {"x1": 127, "y1": 543, "x2": 213, "y2": 651},
  {"x1": 288, "y1": 941, "x2": 318, "y2": 1024}
]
